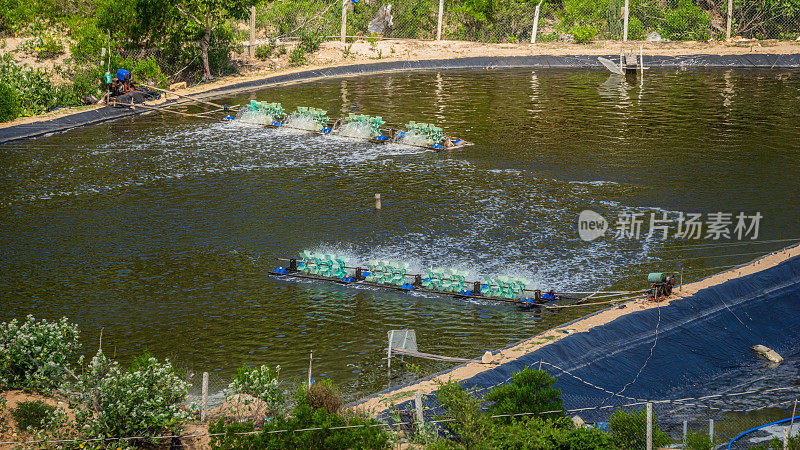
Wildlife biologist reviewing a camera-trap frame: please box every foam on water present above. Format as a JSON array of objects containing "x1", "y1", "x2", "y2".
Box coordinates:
[
  {"x1": 285, "y1": 114, "x2": 322, "y2": 131},
  {"x1": 338, "y1": 122, "x2": 375, "y2": 140},
  {"x1": 398, "y1": 131, "x2": 432, "y2": 147},
  {"x1": 234, "y1": 109, "x2": 273, "y2": 125}
]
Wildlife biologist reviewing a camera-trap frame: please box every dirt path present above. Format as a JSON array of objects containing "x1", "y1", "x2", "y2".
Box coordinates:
[
  {"x1": 3, "y1": 38, "x2": 800, "y2": 131},
  {"x1": 352, "y1": 242, "x2": 800, "y2": 416}
]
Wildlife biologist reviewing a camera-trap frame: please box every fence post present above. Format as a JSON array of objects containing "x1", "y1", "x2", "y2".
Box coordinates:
[
  {"x1": 308, "y1": 350, "x2": 313, "y2": 388},
  {"x1": 622, "y1": 0, "x2": 629, "y2": 42},
  {"x1": 414, "y1": 391, "x2": 424, "y2": 429},
  {"x1": 340, "y1": 0, "x2": 348, "y2": 43},
  {"x1": 387, "y1": 330, "x2": 394, "y2": 376},
  {"x1": 646, "y1": 403, "x2": 653, "y2": 450},
  {"x1": 201, "y1": 371, "x2": 209, "y2": 422},
  {"x1": 530, "y1": 0, "x2": 542, "y2": 44},
  {"x1": 726, "y1": 0, "x2": 733, "y2": 40},
  {"x1": 249, "y1": 6, "x2": 255, "y2": 60},
  {"x1": 436, "y1": 0, "x2": 444, "y2": 41},
  {"x1": 682, "y1": 421, "x2": 688, "y2": 446},
  {"x1": 709, "y1": 418, "x2": 714, "y2": 442}
]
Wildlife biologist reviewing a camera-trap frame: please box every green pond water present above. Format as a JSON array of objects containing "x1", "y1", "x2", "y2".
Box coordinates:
[{"x1": 1, "y1": 68, "x2": 799, "y2": 403}]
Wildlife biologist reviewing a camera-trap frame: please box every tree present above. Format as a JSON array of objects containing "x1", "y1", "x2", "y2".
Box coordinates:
[
  {"x1": 175, "y1": 0, "x2": 256, "y2": 80},
  {"x1": 486, "y1": 368, "x2": 565, "y2": 421}
]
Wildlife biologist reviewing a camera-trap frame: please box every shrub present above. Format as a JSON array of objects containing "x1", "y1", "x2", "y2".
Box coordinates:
[
  {"x1": 289, "y1": 47, "x2": 307, "y2": 66},
  {"x1": 210, "y1": 379, "x2": 388, "y2": 450},
  {"x1": 0, "y1": 54, "x2": 77, "y2": 116},
  {"x1": 486, "y1": 368, "x2": 564, "y2": 421},
  {"x1": 230, "y1": 364, "x2": 282, "y2": 406},
  {"x1": 71, "y1": 351, "x2": 190, "y2": 445},
  {"x1": 255, "y1": 42, "x2": 274, "y2": 60},
  {"x1": 296, "y1": 379, "x2": 342, "y2": 414},
  {"x1": 685, "y1": 430, "x2": 715, "y2": 449},
  {"x1": 0, "y1": 315, "x2": 80, "y2": 391},
  {"x1": 608, "y1": 407, "x2": 670, "y2": 449},
  {"x1": 571, "y1": 24, "x2": 598, "y2": 43},
  {"x1": 487, "y1": 416, "x2": 614, "y2": 449},
  {"x1": 11, "y1": 400, "x2": 57, "y2": 431},
  {"x1": 435, "y1": 380, "x2": 490, "y2": 447},
  {"x1": 0, "y1": 82, "x2": 21, "y2": 122}
]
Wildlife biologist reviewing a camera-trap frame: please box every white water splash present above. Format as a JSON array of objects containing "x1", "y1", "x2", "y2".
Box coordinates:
[
  {"x1": 235, "y1": 109, "x2": 273, "y2": 125},
  {"x1": 285, "y1": 114, "x2": 321, "y2": 131},
  {"x1": 398, "y1": 131, "x2": 432, "y2": 147},
  {"x1": 338, "y1": 122, "x2": 375, "y2": 140}
]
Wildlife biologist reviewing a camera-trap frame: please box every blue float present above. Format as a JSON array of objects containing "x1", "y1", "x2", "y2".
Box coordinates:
[{"x1": 274, "y1": 267, "x2": 288, "y2": 274}]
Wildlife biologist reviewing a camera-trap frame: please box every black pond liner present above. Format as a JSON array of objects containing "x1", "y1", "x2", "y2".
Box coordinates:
[
  {"x1": 361, "y1": 248, "x2": 800, "y2": 426},
  {"x1": 2, "y1": 53, "x2": 799, "y2": 144}
]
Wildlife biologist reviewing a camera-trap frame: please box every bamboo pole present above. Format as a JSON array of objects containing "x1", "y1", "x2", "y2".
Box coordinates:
[
  {"x1": 646, "y1": 403, "x2": 653, "y2": 450},
  {"x1": 201, "y1": 372, "x2": 209, "y2": 422},
  {"x1": 117, "y1": 102, "x2": 210, "y2": 119},
  {"x1": 147, "y1": 85, "x2": 234, "y2": 110}
]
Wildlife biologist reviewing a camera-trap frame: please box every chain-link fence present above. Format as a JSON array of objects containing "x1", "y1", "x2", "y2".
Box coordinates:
[{"x1": 248, "y1": 0, "x2": 800, "y2": 44}]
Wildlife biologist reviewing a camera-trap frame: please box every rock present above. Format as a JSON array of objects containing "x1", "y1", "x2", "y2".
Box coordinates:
[
  {"x1": 646, "y1": 31, "x2": 664, "y2": 42},
  {"x1": 169, "y1": 81, "x2": 187, "y2": 91},
  {"x1": 481, "y1": 351, "x2": 494, "y2": 364},
  {"x1": 752, "y1": 345, "x2": 783, "y2": 363},
  {"x1": 367, "y1": 4, "x2": 393, "y2": 35}
]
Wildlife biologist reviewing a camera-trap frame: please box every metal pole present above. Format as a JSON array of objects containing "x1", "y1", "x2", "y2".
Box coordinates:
[
  {"x1": 387, "y1": 330, "x2": 394, "y2": 375},
  {"x1": 683, "y1": 421, "x2": 688, "y2": 447},
  {"x1": 340, "y1": 0, "x2": 348, "y2": 43},
  {"x1": 249, "y1": 6, "x2": 256, "y2": 60},
  {"x1": 414, "y1": 391, "x2": 424, "y2": 429},
  {"x1": 530, "y1": 1, "x2": 542, "y2": 44},
  {"x1": 646, "y1": 403, "x2": 653, "y2": 450},
  {"x1": 622, "y1": 0, "x2": 629, "y2": 42},
  {"x1": 436, "y1": 0, "x2": 444, "y2": 41},
  {"x1": 709, "y1": 418, "x2": 714, "y2": 443},
  {"x1": 308, "y1": 350, "x2": 313, "y2": 388},
  {"x1": 726, "y1": 0, "x2": 733, "y2": 40},
  {"x1": 201, "y1": 372, "x2": 209, "y2": 422}
]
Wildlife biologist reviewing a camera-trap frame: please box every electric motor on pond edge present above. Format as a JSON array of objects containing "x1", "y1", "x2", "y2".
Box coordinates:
[{"x1": 648, "y1": 272, "x2": 667, "y2": 283}]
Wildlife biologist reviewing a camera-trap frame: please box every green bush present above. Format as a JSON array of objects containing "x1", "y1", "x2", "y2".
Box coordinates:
[
  {"x1": 296, "y1": 379, "x2": 342, "y2": 414},
  {"x1": 0, "y1": 54, "x2": 77, "y2": 116},
  {"x1": 11, "y1": 400, "x2": 58, "y2": 431},
  {"x1": 289, "y1": 47, "x2": 307, "y2": 66},
  {"x1": 435, "y1": 380, "x2": 490, "y2": 447},
  {"x1": 608, "y1": 408, "x2": 670, "y2": 449},
  {"x1": 0, "y1": 315, "x2": 80, "y2": 391},
  {"x1": 571, "y1": 24, "x2": 598, "y2": 43},
  {"x1": 210, "y1": 379, "x2": 388, "y2": 450},
  {"x1": 486, "y1": 368, "x2": 564, "y2": 421},
  {"x1": 255, "y1": 42, "x2": 275, "y2": 60},
  {"x1": 71, "y1": 351, "x2": 190, "y2": 445},
  {"x1": 0, "y1": 82, "x2": 21, "y2": 122},
  {"x1": 685, "y1": 430, "x2": 715, "y2": 450},
  {"x1": 66, "y1": 19, "x2": 107, "y2": 63},
  {"x1": 487, "y1": 416, "x2": 614, "y2": 449}
]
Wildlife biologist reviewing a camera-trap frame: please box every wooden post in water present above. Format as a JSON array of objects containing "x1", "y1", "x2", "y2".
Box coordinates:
[
  {"x1": 646, "y1": 403, "x2": 653, "y2": 450},
  {"x1": 201, "y1": 372, "x2": 209, "y2": 422},
  {"x1": 375, "y1": 193, "x2": 382, "y2": 209},
  {"x1": 530, "y1": 1, "x2": 542, "y2": 44},
  {"x1": 436, "y1": 0, "x2": 444, "y2": 41},
  {"x1": 340, "y1": 0, "x2": 348, "y2": 43}
]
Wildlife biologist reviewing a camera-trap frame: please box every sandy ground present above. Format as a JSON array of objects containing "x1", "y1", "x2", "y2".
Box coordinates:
[
  {"x1": 3, "y1": 38, "x2": 800, "y2": 131},
  {"x1": 352, "y1": 243, "x2": 800, "y2": 417},
  {"x1": 0, "y1": 390, "x2": 77, "y2": 445}
]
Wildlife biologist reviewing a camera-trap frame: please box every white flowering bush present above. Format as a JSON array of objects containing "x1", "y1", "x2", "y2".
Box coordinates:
[
  {"x1": 72, "y1": 351, "x2": 190, "y2": 447},
  {"x1": 0, "y1": 315, "x2": 80, "y2": 391},
  {"x1": 228, "y1": 365, "x2": 282, "y2": 406},
  {"x1": 223, "y1": 365, "x2": 284, "y2": 425}
]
